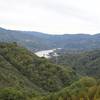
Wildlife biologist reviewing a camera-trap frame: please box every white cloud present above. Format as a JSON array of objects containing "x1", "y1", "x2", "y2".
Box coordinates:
[{"x1": 0, "y1": 0, "x2": 100, "y2": 34}]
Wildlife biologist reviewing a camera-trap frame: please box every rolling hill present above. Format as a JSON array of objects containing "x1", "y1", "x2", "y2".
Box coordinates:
[
  {"x1": 0, "y1": 27, "x2": 100, "y2": 51},
  {"x1": 51, "y1": 50, "x2": 100, "y2": 78}
]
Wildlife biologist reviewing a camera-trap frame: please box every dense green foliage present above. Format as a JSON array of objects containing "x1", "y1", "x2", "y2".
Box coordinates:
[
  {"x1": 0, "y1": 43, "x2": 79, "y2": 99},
  {"x1": 42, "y1": 77, "x2": 100, "y2": 100},
  {"x1": 51, "y1": 50, "x2": 100, "y2": 78},
  {"x1": 0, "y1": 87, "x2": 28, "y2": 100},
  {"x1": 0, "y1": 42, "x2": 100, "y2": 100}
]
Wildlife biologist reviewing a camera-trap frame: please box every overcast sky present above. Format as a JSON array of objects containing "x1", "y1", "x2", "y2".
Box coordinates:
[{"x1": 0, "y1": 0, "x2": 100, "y2": 34}]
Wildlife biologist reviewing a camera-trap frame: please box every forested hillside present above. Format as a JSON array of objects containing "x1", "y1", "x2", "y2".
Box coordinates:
[
  {"x1": 0, "y1": 42, "x2": 82, "y2": 100},
  {"x1": 51, "y1": 50, "x2": 100, "y2": 78},
  {"x1": 0, "y1": 43, "x2": 100, "y2": 100},
  {"x1": 0, "y1": 27, "x2": 100, "y2": 51},
  {"x1": 44, "y1": 77, "x2": 100, "y2": 100}
]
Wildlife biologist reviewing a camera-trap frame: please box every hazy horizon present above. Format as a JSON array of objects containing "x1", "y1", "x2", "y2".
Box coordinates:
[
  {"x1": 1, "y1": 26, "x2": 100, "y2": 35},
  {"x1": 0, "y1": 0, "x2": 100, "y2": 35}
]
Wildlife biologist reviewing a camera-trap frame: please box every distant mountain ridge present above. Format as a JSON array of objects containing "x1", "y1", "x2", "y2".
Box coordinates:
[{"x1": 0, "y1": 27, "x2": 100, "y2": 51}]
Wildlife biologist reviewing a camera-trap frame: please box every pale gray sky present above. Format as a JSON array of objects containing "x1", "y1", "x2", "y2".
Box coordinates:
[{"x1": 0, "y1": 0, "x2": 100, "y2": 34}]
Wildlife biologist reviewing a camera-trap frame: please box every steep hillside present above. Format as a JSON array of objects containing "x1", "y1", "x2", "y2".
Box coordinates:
[
  {"x1": 51, "y1": 50, "x2": 100, "y2": 78},
  {"x1": 0, "y1": 43, "x2": 78, "y2": 93},
  {"x1": 0, "y1": 27, "x2": 100, "y2": 51},
  {"x1": 0, "y1": 43, "x2": 100, "y2": 100}
]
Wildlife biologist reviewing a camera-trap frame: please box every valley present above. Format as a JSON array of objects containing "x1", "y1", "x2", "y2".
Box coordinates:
[
  {"x1": 0, "y1": 42, "x2": 100, "y2": 100},
  {"x1": 0, "y1": 28, "x2": 100, "y2": 100},
  {"x1": 1, "y1": 0, "x2": 100, "y2": 99}
]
